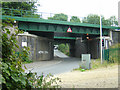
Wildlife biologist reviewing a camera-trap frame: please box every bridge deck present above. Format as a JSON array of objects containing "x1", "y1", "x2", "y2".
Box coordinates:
[
  {"x1": 1, "y1": 15, "x2": 120, "y2": 37},
  {"x1": 1, "y1": 15, "x2": 119, "y2": 30}
]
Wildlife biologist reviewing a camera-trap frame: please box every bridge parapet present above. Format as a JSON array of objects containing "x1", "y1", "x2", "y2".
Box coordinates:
[{"x1": 2, "y1": 8, "x2": 120, "y2": 31}]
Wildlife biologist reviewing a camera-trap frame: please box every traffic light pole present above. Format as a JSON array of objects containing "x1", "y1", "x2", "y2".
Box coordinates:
[{"x1": 100, "y1": 16, "x2": 103, "y2": 64}]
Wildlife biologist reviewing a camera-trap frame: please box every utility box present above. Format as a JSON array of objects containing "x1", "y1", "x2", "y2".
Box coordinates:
[{"x1": 81, "y1": 54, "x2": 91, "y2": 69}]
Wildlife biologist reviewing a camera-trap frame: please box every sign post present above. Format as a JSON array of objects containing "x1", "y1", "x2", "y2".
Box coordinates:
[{"x1": 100, "y1": 15, "x2": 103, "y2": 64}]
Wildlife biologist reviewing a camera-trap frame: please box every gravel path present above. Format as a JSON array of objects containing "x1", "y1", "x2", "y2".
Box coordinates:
[{"x1": 55, "y1": 65, "x2": 118, "y2": 88}]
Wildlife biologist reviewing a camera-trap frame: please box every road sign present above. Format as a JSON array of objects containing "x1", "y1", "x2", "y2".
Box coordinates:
[{"x1": 67, "y1": 27, "x2": 72, "y2": 32}]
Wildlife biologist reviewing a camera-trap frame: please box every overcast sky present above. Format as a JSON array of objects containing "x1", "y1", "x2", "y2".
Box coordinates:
[{"x1": 37, "y1": 0, "x2": 120, "y2": 20}]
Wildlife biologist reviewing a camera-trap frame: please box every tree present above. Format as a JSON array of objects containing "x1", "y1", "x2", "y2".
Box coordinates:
[
  {"x1": 82, "y1": 14, "x2": 118, "y2": 26},
  {"x1": 2, "y1": 2, "x2": 37, "y2": 11},
  {"x1": 102, "y1": 19, "x2": 111, "y2": 26},
  {"x1": 70, "y1": 16, "x2": 81, "y2": 23},
  {"x1": 82, "y1": 14, "x2": 100, "y2": 24},
  {"x1": 48, "y1": 13, "x2": 68, "y2": 21},
  {"x1": 108, "y1": 16, "x2": 118, "y2": 26},
  {"x1": 2, "y1": 2, "x2": 40, "y2": 18}
]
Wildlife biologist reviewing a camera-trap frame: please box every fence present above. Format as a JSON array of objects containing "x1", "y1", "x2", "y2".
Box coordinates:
[
  {"x1": 2, "y1": 8, "x2": 84, "y2": 21},
  {"x1": 104, "y1": 48, "x2": 120, "y2": 63}
]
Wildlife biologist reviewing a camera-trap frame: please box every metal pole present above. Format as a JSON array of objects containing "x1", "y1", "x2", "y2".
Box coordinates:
[{"x1": 100, "y1": 15, "x2": 103, "y2": 64}]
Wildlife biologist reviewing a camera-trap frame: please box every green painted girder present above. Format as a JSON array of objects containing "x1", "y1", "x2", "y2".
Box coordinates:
[
  {"x1": 54, "y1": 36, "x2": 76, "y2": 40},
  {"x1": 1, "y1": 15, "x2": 120, "y2": 29},
  {"x1": 18, "y1": 21, "x2": 108, "y2": 35},
  {"x1": 1, "y1": 15, "x2": 120, "y2": 35}
]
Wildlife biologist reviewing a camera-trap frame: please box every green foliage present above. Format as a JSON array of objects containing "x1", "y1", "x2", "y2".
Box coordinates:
[
  {"x1": 91, "y1": 59, "x2": 108, "y2": 69},
  {"x1": 16, "y1": 46, "x2": 33, "y2": 63},
  {"x1": 2, "y1": 2, "x2": 40, "y2": 18},
  {"x1": 74, "y1": 59, "x2": 117, "y2": 72},
  {"x1": 58, "y1": 43, "x2": 69, "y2": 56},
  {"x1": 48, "y1": 13, "x2": 68, "y2": 21},
  {"x1": 109, "y1": 16, "x2": 118, "y2": 25},
  {"x1": 70, "y1": 16, "x2": 81, "y2": 23},
  {"x1": 1, "y1": 19, "x2": 61, "y2": 89},
  {"x1": 23, "y1": 72, "x2": 61, "y2": 88},
  {"x1": 82, "y1": 14, "x2": 118, "y2": 26},
  {"x1": 23, "y1": 14, "x2": 40, "y2": 18},
  {"x1": 82, "y1": 14, "x2": 100, "y2": 24},
  {"x1": 74, "y1": 68, "x2": 86, "y2": 72},
  {"x1": 110, "y1": 43, "x2": 120, "y2": 48},
  {"x1": 2, "y1": 2, "x2": 37, "y2": 12},
  {"x1": 90, "y1": 59, "x2": 117, "y2": 70}
]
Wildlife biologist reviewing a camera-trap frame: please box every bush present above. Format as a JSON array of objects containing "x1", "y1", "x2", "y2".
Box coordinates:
[
  {"x1": 58, "y1": 43, "x2": 69, "y2": 56},
  {"x1": 16, "y1": 46, "x2": 33, "y2": 63},
  {"x1": 1, "y1": 19, "x2": 61, "y2": 89}
]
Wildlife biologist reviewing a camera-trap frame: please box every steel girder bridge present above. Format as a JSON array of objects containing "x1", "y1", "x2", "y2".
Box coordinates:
[
  {"x1": 1, "y1": 8, "x2": 120, "y2": 40},
  {"x1": 2, "y1": 8, "x2": 120, "y2": 59}
]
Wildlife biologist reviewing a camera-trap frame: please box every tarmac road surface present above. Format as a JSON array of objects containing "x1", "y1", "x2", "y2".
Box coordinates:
[{"x1": 24, "y1": 57, "x2": 81, "y2": 76}]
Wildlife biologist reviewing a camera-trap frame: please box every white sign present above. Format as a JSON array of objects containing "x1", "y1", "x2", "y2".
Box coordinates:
[{"x1": 22, "y1": 42, "x2": 27, "y2": 47}]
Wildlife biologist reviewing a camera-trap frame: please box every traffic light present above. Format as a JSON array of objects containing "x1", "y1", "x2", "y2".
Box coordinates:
[{"x1": 102, "y1": 39, "x2": 104, "y2": 47}]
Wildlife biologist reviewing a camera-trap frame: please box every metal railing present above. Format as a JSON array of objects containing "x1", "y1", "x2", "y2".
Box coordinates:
[
  {"x1": 2, "y1": 8, "x2": 84, "y2": 21},
  {"x1": 2, "y1": 8, "x2": 117, "y2": 27}
]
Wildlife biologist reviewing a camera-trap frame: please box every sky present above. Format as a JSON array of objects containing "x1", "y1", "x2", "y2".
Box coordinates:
[{"x1": 36, "y1": 0, "x2": 120, "y2": 20}]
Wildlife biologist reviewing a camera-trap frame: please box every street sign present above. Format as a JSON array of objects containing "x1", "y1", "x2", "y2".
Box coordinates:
[{"x1": 67, "y1": 27, "x2": 72, "y2": 32}]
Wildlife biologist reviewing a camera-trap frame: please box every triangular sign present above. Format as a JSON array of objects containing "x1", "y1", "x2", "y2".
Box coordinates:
[{"x1": 67, "y1": 27, "x2": 72, "y2": 32}]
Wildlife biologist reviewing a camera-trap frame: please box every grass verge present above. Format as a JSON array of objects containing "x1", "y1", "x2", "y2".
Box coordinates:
[{"x1": 74, "y1": 59, "x2": 118, "y2": 72}]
